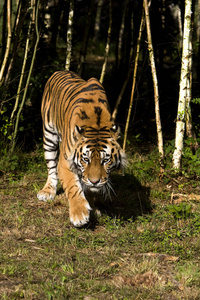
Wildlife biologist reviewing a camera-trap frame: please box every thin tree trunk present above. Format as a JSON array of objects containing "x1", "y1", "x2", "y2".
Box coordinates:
[
  {"x1": 177, "y1": 4, "x2": 183, "y2": 49},
  {"x1": 185, "y1": 36, "x2": 198, "y2": 153},
  {"x1": 4, "y1": 0, "x2": 23, "y2": 86},
  {"x1": 99, "y1": 0, "x2": 112, "y2": 84},
  {"x1": 10, "y1": 6, "x2": 32, "y2": 122},
  {"x1": 0, "y1": 0, "x2": 12, "y2": 85},
  {"x1": 197, "y1": 0, "x2": 200, "y2": 43},
  {"x1": 1, "y1": 0, "x2": 7, "y2": 62},
  {"x1": 11, "y1": 0, "x2": 40, "y2": 153},
  {"x1": 173, "y1": 0, "x2": 192, "y2": 169},
  {"x1": 65, "y1": 0, "x2": 74, "y2": 71},
  {"x1": 144, "y1": 0, "x2": 164, "y2": 158},
  {"x1": 121, "y1": 10, "x2": 145, "y2": 150}
]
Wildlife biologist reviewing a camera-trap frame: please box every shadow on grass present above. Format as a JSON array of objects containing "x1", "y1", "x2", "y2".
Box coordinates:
[
  {"x1": 83, "y1": 172, "x2": 152, "y2": 229},
  {"x1": 56, "y1": 171, "x2": 152, "y2": 230}
]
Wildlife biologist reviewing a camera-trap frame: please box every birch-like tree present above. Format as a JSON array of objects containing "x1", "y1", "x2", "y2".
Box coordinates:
[
  {"x1": 65, "y1": 0, "x2": 74, "y2": 71},
  {"x1": 144, "y1": 0, "x2": 164, "y2": 158},
  {"x1": 173, "y1": 0, "x2": 192, "y2": 169}
]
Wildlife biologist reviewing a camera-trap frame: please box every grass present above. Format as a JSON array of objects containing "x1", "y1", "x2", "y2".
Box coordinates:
[{"x1": 0, "y1": 146, "x2": 200, "y2": 299}]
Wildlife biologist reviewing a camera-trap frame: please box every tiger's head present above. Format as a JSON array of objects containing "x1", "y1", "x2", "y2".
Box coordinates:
[{"x1": 72, "y1": 125, "x2": 126, "y2": 193}]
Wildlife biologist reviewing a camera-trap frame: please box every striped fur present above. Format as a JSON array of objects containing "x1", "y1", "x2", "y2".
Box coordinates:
[{"x1": 37, "y1": 71, "x2": 125, "y2": 227}]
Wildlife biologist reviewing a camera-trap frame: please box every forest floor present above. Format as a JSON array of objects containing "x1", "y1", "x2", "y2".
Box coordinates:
[{"x1": 0, "y1": 146, "x2": 200, "y2": 299}]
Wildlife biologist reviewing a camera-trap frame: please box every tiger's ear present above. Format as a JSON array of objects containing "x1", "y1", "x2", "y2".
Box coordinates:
[
  {"x1": 74, "y1": 125, "x2": 84, "y2": 140},
  {"x1": 111, "y1": 124, "x2": 121, "y2": 139}
]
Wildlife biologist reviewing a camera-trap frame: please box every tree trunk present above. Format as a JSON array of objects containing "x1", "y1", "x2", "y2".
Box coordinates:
[
  {"x1": 173, "y1": 0, "x2": 192, "y2": 170},
  {"x1": 65, "y1": 0, "x2": 74, "y2": 71},
  {"x1": 0, "y1": 0, "x2": 12, "y2": 85},
  {"x1": 144, "y1": 0, "x2": 164, "y2": 158},
  {"x1": 99, "y1": 0, "x2": 112, "y2": 84},
  {"x1": 4, "y1": 0, "x2": 29, "y2": 86},
  {"x1": 197, "y1": 0, "x2": 200, "y2": 43},
  {"x1": 10, "y1": 5, "x2": 33, "y2": 122},
  {"x1": 11, "y1": 0, "x2": 40, "y2": 153}
]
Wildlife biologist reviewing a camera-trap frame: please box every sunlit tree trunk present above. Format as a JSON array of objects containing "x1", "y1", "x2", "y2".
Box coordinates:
[
  {"x1": 0, "y1": 0, "x2": 12, "y2": 85},
  {"x1": 93, "y1": 0, "x2": 104, "y2": 42},
  {"x1": 65, "y1": 0, "x2": 74, "y2": 71},
  {"x1": 144, "y1": 0, "x2": 164, "y2": 158},
  {"x1": 99, "y1": 0, "x2": 112, "y2": 84},
  {"x1": 173, "y1": 0, "x2": 192, "y2": 169}
]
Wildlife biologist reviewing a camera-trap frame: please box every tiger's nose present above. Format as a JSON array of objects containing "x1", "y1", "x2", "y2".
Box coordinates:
[{"x1": 89, "y1": 178, "x2": 100, "y2": 185}]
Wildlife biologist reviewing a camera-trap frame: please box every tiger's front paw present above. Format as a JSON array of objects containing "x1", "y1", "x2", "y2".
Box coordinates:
[
  {"x1": 37, "y1": 189, "x2": 56, "y2": 201},
  {"x1": 69, "y1": 199, "x2": 92, "y2": 227}
]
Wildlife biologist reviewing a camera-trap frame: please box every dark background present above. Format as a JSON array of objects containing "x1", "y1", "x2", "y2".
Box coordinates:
[{"x1": 0, "y1": 0, "x2": 199, "y2": 151}]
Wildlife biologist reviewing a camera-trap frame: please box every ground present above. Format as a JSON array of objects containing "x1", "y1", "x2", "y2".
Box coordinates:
[{"x1": 0, "y1": 149, "x2": 200, "y2": 299}]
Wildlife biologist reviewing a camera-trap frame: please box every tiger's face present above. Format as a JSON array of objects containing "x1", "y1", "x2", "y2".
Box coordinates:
[{"x1": 72, "y1": 127, "x2": 124, "y2": 193}]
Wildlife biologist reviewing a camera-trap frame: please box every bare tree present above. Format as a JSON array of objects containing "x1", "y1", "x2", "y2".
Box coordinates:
[{"x1": 173, "y1": 0, "x2": 192, "y2": 169}]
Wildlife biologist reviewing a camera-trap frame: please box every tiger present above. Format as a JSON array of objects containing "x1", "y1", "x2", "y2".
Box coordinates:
[{"x1": 37, "y1": 71, "x2": 126, "y2": 227}]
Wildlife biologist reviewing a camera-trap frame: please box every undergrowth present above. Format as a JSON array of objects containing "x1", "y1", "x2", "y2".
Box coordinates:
[{"x1": 0, "y1": 139, "x2": 200, "y2": 299}]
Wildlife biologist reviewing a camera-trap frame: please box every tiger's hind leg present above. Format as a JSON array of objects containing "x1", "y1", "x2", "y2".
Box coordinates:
[{"x1": 37, "y1": 125, "x2": 59, "y2": 201}]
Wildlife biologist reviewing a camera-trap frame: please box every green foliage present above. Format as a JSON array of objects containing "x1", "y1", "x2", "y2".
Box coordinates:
[
  {"x1": 1, "y1": 145, "x2": 200, "y2": 298},
  {"x1": 167, "y1": 203, "x2": 192, "y2": 220}
]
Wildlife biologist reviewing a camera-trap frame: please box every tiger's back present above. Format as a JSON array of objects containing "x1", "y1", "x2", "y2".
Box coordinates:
[
  {"x1": 42, "y1": 71, "x2": 112, "y2": 140},
  {"x1": 38, "y1": 71, "x2": 125, "y2": 227}
]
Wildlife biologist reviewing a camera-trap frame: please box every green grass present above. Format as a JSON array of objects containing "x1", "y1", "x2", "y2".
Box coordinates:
[{"x1": 0, "y1": 146, "x2": 200, "y2": 299}]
